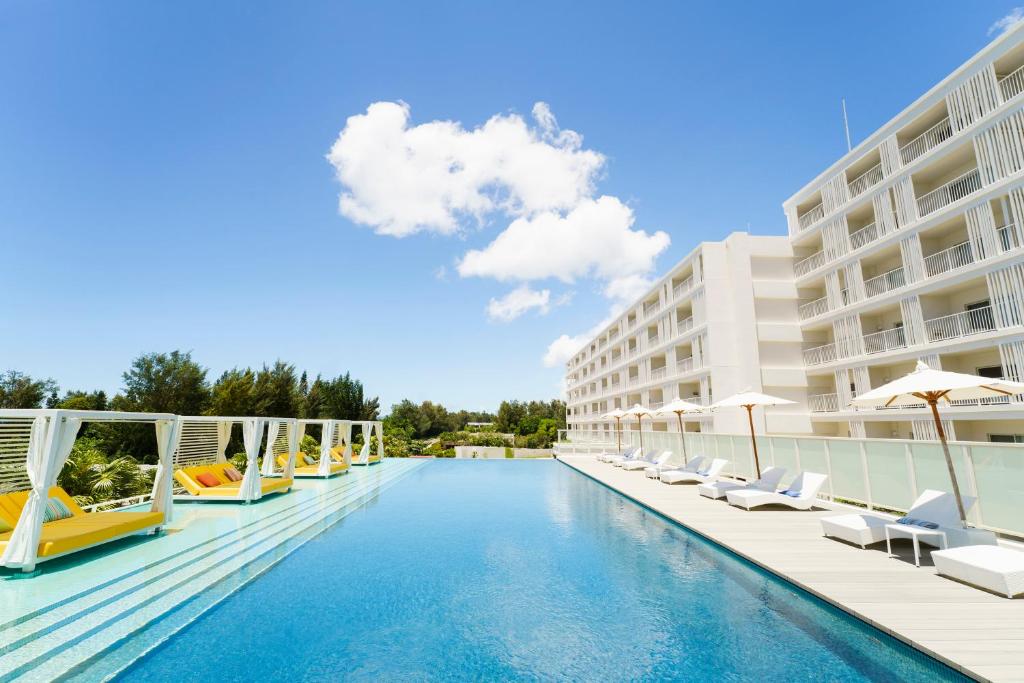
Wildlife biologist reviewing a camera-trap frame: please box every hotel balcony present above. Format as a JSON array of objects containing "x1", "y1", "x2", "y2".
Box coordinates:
[
  {"x1": 672, "y1": 273, "x2": 695, "y2": 299},
  {"x1": 862, "y1": 326, "x2": 907, "y2": 355},
  {"x1": 999, "y1": 62, "x2": 1024, "y2": 101},
  {"x1": 923, "y1": 305, "x2": 996, "y2": 343},
  {"x1": 797, "y1": 200, "x2": 824, "y2": 231},
  {"x1": 802, "y1": 342, "x2": 838, "y2": 366},
  {"x1": 794, "y1": 249, "x2": 826, "y2": 278},
  {"x1": 798, "y1": 295, "x2": 830, "y2": 321},
  {"x1": 808, "y1": 392, "x2": 839, "y2": 413},
  {"x1": 899, "y1": 115, "x2": 954, "y2": 165},
  {"x1": 650, "y1": 365, "x2": 668, "y2": 381},
  {"x1": 845, "y1": 150, "x2": 884, "y2": 199},
  {"x1": 676, "y1": 355, "x2": 694, "y2": 375},
  {"x1": 917, "y1": 168, "x2": 982, "y2": 217},
  {"x1": 643, "y1": 297, "x2": 661, "y2": 318},
  {"x1": 864, "y1": 266, "x2": 907, "y2": 298}
]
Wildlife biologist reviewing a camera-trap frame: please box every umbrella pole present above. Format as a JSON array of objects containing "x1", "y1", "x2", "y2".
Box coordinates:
[
  {"x1": 637, "y1": 416, "x2": 643, "y2": 453},
  {"x1": 615, "y1": 417, "x2": 622, "y2": 454},
  {"x1": 929, "y1": 399, "x2": 968, "y2": 526},
  {"x1": 746, "y1": 405, "x2": 761, "y2": 479},
  {"x1": 676, "y1": 412, "x2": 688, "y2": 464}
]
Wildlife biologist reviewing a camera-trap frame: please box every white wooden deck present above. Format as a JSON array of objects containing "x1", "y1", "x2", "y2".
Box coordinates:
[{"x1": 559, "y1": 456, "x2": 1024, "y2": 683}]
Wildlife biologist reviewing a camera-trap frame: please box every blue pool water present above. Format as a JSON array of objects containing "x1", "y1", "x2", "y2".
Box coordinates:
[{"x1": 118, "y1": 460, "x2": 963, "y2": 681}]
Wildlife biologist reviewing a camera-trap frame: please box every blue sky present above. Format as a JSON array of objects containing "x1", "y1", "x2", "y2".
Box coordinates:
[{"x1": 0, "y1": 1, "x2": 1017, "y2": 412}]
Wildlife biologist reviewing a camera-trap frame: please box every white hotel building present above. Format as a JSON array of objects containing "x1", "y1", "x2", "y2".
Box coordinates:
[{"x1": 566, "y1": 26, "x2": 1024, "y2": 443}]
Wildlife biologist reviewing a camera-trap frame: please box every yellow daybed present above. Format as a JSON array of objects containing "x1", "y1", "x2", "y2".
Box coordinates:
[
  {"x1": 173, "y1": 462, "x2": 292, "y2": 499},
  {"x1": 0, "y1": 486, "x2": 164, "y2": 563},
  {"x1": 279, "y1": 451, "x2": 348, "y2": 478}
]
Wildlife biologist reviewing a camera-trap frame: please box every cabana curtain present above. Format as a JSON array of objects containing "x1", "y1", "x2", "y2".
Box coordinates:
[
  {"x1": 339, "y1": 421, "x2": 353, "y2": 465},
  {"x1": 285, "y1": 420, "x2": 302, "y2": 479},
  {"x1": 215, "y1": 421, "x2": 232, "y2": 463},
  {"x1": 261, "y1": 420, "x2": 281, "y2": 477},
  {"x1": 151, "y1": 417, "x2": 182, "y2": 520},
  {"x1": 238, "y1": 418, "x2": 266, "y2": 501},
  {"x1": 358, "y1": 421, "x2": 372, "y2": 463},
  {"x1": 1, "y1": 415, "x2": 82, "y2": 569},
  {"x1": 373, "y1": 421, "x2": 385, "y2": 459},
  {"x1": 318, "y1": 420, "x2": 336, "y2": 477}
]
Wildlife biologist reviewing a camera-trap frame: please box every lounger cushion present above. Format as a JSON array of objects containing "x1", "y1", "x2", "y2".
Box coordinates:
[
  {"x1": 932, "y1": 545, "x2": 1024, "y2": 598},
  {"x1": 196, "y1": 472, "x2": 220, "y2": 488},
  {"x1": 223, "y1": 465, "x2": 243, "y2": 482},
  {"x1": 0, "y1": 510, "x2": 164, "y2": 558}
]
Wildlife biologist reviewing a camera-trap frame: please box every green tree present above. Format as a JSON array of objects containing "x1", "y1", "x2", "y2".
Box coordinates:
[
  {"x1": 0, "y1": 370, "x2": 58, "y2": 409},
  {"x1": 252, "y1": 361, "x2": 299, "y2": 417},
  {"x1": 119, "y1": 351, "x2": 210, "y2": 414},
  {"x1": 495, "y1": 400, "x2": 527, "y2": 433},
  {"x1": 207, "y1": 368, "x2": 256, "y2": 417}
]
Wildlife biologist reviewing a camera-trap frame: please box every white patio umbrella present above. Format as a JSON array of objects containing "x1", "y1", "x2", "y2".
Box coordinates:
[
  {"x1": 711, "y1": 390, "x2": 795, "y2": 479},
  {"x1": 601, "y1": 408, "x2": 628, "y2": 454},
  {"x1": 850, "y1": 360, "x2": 1024, "y2": 526},
  {"x1": 625, "y1": 404, "x2": 653, "y2": 453},
  {"x1": 655, "y1": 398, "x2": 704, "y2": 464}
]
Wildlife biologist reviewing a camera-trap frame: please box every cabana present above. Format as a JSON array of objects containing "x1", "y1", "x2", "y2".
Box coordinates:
[
  {"x1": 280, "y1": 419, "x2": 350, "y2": 478},
  {"x1": 0, "y1": 409, "x2": 181, "y2": 574},
  {"x1": 352, "y1": 421, "x2": 384, "y2": 465},
  {"x1": 173, "y1": 416, "x2": 292, "y2": 502}
]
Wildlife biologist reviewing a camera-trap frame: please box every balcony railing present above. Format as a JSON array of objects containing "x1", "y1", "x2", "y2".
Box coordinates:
[
  {"x1": 923, "y1": 241, "x2": 975, "y2": 278},
  {"x1": 864, "y1": 266, "x2": 906, "y2": 298},
  {"x1": 643, "y1": 301, "x2": 661, "y2": 317},
  {"x1": 999, "y1": 63, "x2": 1024, "y2": 102},
  {"x1": 794, "y1": 250, "x2": 825, "y2": 277},
  {"x1": 676, "y1": 356, "x2": 694, "y2": 374},
  {"x1": 677, "y1": 316, "x2": 694, "y2": 334},
  {"x1": 650, "y1": 366, "x2": 667, "y2": 380},
  {"x1": 849, "y1": 222, "x2": 879, "y2": 251},
  {"x1": 673, "y1": 276, "x2": 694, "y2": 299},
  {"x1": 798, "y1": 296, "x2": 830, "y2": 320},
  {"x1": 924, "y1": 306, "x2": 996, "y2": 343},
  {"x1": 863, "y1": 327, "x2": 907, "y2": 355},
  {"x1": 847, "y1": 163, "x2": 883, "y2": 198},
  {"x1": 899, "y1": 117, "x2": 953, "y2": 165},
  {"x1": 803, "y1": 343, "x2": 837, "y2": 366},
  {"x1": 649, "y1": 400, "x2": 665, "y2": 410},
  {"x1": 628, "y1": 346, "x2": 638, "y2": 356},
  {"x1": 797, "y1": 202, "x2": 825, "y2": 231},
  {"x1": 998, "y1": 223, "x2": 1022, "y2": 253},
  {"x1": 647, "y1": 334, "x2": 659, "y2": 346},
  {"x1": 809, "y1": 393, "x2": 839, "y2": 412},
  {"x1": 917, "y1": 168, "x2": 982, "y2": 216}
]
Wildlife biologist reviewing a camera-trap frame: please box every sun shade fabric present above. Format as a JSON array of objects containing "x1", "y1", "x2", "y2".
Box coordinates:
[
  {"x1": 374, "y1": 421, "x2": 385, "y2": 458},
  {"x1": 261, "y1": 420, "x2": 281, "y2": 477},
  {"x1": 850, "y1": 361, "x2": 1024, "y2": 407},
  {"x1": 318, "y1": 420, "x2": 336, "y2": 476},
  {"x1": 237, "y1": 418, "x2": 265, "y2": 501},
  {"x1": 2, "y1": 415, "x2": 82, "y2": 569},
  {"x1": 151, "y1": 417, "x2": 182, "y2": 521},
  {"x1": 358, "y1": 421, "x2": 373, "y2": 463}
]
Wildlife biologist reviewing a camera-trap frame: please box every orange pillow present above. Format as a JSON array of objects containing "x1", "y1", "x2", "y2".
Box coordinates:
[{"x1": 196, "y1": 472, "x2": 220, "y2": 488}]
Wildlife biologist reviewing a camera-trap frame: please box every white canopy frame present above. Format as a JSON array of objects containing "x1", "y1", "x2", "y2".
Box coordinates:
[
  {"x1": 173, "y1": 416, "x2": 289, "y2": 502},
  {"x1": 0, "y1": 408, "x2": 180, "y2": 573},
  {"x1": 353, "y1": 420, "x2": 384, "y2": 465},
  {"x1": 295, "y1": 419, "x2": 351, "y2": 476}
]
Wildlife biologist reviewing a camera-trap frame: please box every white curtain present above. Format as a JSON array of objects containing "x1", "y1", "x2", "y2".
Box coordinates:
[
  {"x1": 215, "y1": 420, "x2": 232, "y2": 463},
  {"x1": 374, "y1": 421, "x2": 385, "y2": 459},
  {"x1": 285, "y1": 421, "x2": 302, "y2": 479},
  {"x1": 152, "y1": 417, "x2": 182, "y2": 522},
  {"x1": 318, "y1": 420, "x2": 336, "y2": 476},
  {"x1": 261, "y1": 420, "x2": 281, "y2": 477},
  {"x1": 339, "y1": 421, "x2": 353, "y2": 466},
  {"x1": 238, "y1": 418, "x2": 265, "y2": 501},
  {"x1": 2, "y1": 414, "x2": 82, "y2": 570},
  {"x1": 358, "y1": 421, "x2": 372, "y2": 463}
]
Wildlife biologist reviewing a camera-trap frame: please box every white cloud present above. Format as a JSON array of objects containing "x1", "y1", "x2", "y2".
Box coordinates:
[
  {"x1": 486, "y1": 285, "x2": 551, "y2": 322},
  {"x1": 989, "y1": 7, "x2": 1024, "y2": 35},
  {"x1": 544, "y1": 333, "x2": 587, "y2": 368},
  {"x1": 457, "y1": 196, "x2": 670, "y2": 285},
  {"x1": 327, "y1": 101, "x2": 604, "y2": 237},
  {"x1": 603, "y1": 274, "x2": 654, "y2": 304}
]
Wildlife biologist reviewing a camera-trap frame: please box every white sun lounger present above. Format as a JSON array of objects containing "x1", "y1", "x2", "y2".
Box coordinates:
[
  {"x1": 726, "y1": 471, "x2": 828, "y2": 511},
  {"x1": 820, "y1": 490, "x2": 977, "y2": 549},
  {"x1": 932, "y1": 545, "x2": 1024, "y2": 599},
  {"x1": 612, "y1": 449, "x2": 654, "y2": 467},
  {"x1": 622, "y1": 450, "x2": 672, "y2": 471},
  {"x1": 660, "y1": 458, "x2": 727, "y2": 485},
  {"x1": 697, "y1": 466, "x2": 785, "y2": 500},
  {"x1": 598, "y1": 446, "x2": 638, "y2": 464},
  {"x1": 646, "y1": 455, "x2": 704, "y2": 479}
]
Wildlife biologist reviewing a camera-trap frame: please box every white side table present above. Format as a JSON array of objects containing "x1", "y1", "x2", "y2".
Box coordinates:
[{"x1": 886, "y1": 524, "x2": 947, "y2": 567}]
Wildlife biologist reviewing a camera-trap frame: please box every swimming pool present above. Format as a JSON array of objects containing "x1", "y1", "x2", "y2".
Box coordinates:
[{"x1": 107, "y1": 460, "x2": 961, "y2": 681}]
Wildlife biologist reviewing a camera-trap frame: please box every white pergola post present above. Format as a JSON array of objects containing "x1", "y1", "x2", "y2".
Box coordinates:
[
  {"x1": 339, "y1": 420, "x2": 353, "y2": 466},
  {"x1": 261, "y1": 420, "x2": 282, "y2": 477},
  {"x1": 318, "y1": 420, "x2": 336, "y2": 476},
  {"x1": 238, "y1": 418, "x2": 266, "y2": 502}
]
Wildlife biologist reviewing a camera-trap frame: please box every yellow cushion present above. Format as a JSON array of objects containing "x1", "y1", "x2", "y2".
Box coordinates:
[
  {"x1": 0, "y1": 487, "x2": 86, "y2": 528},
  {"x1": 293, "y1": 462, "x2": 347, "y2": 476},
  {"x1": 0, "y1": 510, "x2": 163, "y2": 558}
]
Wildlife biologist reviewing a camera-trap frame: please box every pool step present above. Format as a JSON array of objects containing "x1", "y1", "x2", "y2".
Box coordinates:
[{"x1": 0, "y1": 460, "x2": 423, "y2": 682}]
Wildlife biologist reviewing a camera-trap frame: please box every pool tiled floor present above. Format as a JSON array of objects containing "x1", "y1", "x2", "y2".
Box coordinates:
[{"x1": 0, "y1": 459, "x2": 426, "y2": 681}]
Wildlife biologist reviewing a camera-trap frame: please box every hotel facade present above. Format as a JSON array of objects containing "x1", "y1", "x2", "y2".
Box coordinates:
[{"x1": 566, "y1": 26, "x2": 1024, "y2": 443}]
